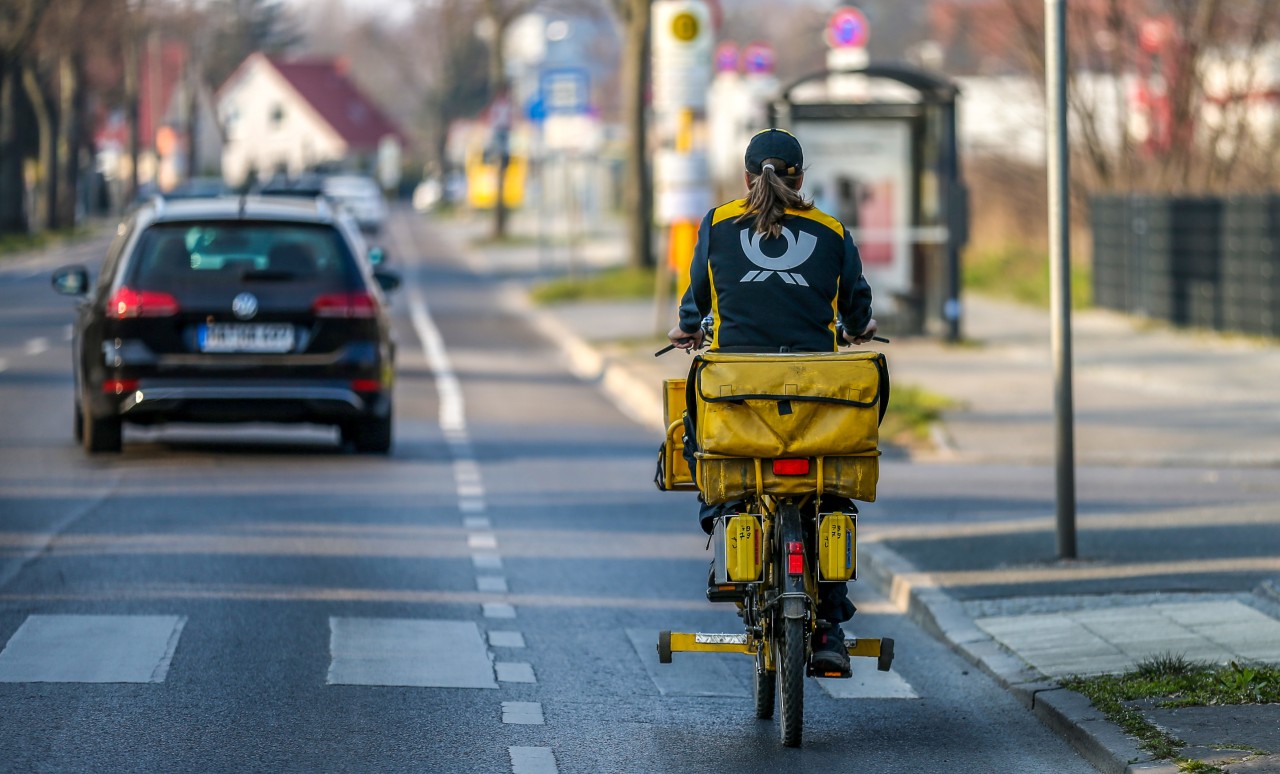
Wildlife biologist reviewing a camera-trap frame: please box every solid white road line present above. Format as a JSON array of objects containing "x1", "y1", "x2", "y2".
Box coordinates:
[
  {"x1": 0, "y1": 358, "x2": 7, "y2": 372},
  {"x1": 467, "y1": 533, "x2": 498, "y2": 550},
  {"x1": 509, "y1": 746, "x2": 558, "y2": 774},
  {"x1": 327, "y1": 617, "x2": 497, "y2": 689},
  {"x1": 0, "y1": 614, "x2": 186, "y2": 683},
  {"x1": 501, "y1": 701, "x2": 544, "y2": 725},
  {"x1": 816, "y1": 671, "x2": 920, "y2": 699}
]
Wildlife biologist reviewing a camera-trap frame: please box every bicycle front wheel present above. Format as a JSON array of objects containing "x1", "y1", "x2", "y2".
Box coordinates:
[{"x1": 778, "y1": 616, "x2": 805, "y2": 747}]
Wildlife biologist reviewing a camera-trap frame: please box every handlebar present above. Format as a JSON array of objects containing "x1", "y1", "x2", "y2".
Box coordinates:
[{"x1": 655, "y1": 321, "x2": 888, "y2": 357}]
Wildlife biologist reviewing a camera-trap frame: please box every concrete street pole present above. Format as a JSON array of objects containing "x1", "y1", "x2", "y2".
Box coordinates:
[{"x1": 1046, "y1": 0, "x2": 1077, "y2": 559}]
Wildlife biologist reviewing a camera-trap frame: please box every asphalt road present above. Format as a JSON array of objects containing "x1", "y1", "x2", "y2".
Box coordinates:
[{"x1": 0, "y1": 209, "x2": 1097, "y2": 773}]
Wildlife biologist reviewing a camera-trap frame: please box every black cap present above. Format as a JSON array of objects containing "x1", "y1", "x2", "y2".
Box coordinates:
[{"x1": 744, "y1": 128, "x2": 803, "y2": 175}]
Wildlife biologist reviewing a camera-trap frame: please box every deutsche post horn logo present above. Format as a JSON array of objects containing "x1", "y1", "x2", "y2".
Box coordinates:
[{"x1": 738, "y1": 227, "x2": 817, "y2": 285}]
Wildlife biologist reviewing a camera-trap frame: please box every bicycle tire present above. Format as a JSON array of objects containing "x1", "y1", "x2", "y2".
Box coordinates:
[
  {"x1": 778, "y1": 616, "x2": 805, "y2": 747},
  {"x1": 754, "y1": 650, "x2": 775, "y2": 719}
]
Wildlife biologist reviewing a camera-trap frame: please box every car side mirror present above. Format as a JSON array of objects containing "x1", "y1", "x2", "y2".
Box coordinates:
[
  {"x1": 374, "y1": 270, "x2": 401, "y2": 293},
  {"x1": 51, "y1": 265, "x2": 89, "y2": 296},
  {"x1": 368, "y1": 246, "x2": 387, "y2": 266}
]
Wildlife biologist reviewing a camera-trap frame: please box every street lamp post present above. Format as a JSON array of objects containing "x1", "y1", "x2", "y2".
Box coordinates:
[{"x1": 1046, "y1": 0, "x2": 1077, "y2": 559}]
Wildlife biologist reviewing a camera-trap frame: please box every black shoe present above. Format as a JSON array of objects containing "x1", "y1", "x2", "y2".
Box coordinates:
[{"x1": 810, "y1": 626, "x2": 850, "y2": 673}]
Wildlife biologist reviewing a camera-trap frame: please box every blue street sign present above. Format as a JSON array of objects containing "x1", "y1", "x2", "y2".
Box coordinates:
[{"x1": 539, "y1": 68, "x2": 591, "y2": 115}]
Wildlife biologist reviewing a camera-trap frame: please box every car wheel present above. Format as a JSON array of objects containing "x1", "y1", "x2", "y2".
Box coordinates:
[
  {"x1": 83, "y1": 411, "x2": 123, "y2": 453},
  {"x1": 346, "y1": 411, "x2": 392, "y2": 454},
  {"x1": 74, "y1": 400, "x2": 84, "y2": 442}
]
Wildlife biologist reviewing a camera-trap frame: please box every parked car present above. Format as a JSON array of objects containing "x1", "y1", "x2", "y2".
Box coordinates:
[
  {"x1": 322, "y1": 175, "x2": 387, "y2": 234},
  {"x1": 163, "y1": 177, "x2": 231, "y2": 200},
  {"x1": 51, "y1": 195, "x2": 400, "y2": 453}
]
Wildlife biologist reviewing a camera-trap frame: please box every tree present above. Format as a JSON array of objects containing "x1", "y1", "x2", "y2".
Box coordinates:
[
  {"x1": 610, "y1": 0, "x2": 653, "y2": 268},
  {"x1": 0, "y1": 0, "x2": 53, "y2": 233}
]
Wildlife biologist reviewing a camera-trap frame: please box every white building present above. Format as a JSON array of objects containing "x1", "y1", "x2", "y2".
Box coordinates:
[{"x1": 216, "y1": 53, "x2": 404, "y2": 187}]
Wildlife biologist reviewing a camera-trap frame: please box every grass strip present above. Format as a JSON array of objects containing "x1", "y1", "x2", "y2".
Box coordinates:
[
  {"x1": 880, "y1": 384, "x2": 958, "y2": 449},
  {"x1": 530, "y1": 266, "x2": 658, "y2": 304},
  {"x1": 1063, "y1": 654, "x2": 1280, "y2": 773}
]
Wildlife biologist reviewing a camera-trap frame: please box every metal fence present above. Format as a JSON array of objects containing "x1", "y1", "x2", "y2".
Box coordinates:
[{"x1": 1092, "y1": 194, "x2": 1279, "y2": 336}]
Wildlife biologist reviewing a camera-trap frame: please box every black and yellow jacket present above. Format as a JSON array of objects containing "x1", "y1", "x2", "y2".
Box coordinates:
[{"x1": 677, "y1": 199, "x2": 873, "y2": 352}]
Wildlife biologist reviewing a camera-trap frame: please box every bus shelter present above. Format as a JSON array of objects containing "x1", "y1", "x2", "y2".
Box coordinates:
[{"x1": 771, "y1": 63, "x2": 966, "y2": 339}]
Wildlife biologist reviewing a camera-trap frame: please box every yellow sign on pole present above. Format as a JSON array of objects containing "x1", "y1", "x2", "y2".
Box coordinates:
[{"x1": 671, "y1": 12, "x2": 700, "y2": 42}]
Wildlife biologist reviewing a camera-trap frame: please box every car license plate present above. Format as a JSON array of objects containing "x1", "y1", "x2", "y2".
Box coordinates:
[{"x1": 199, "y1": 323, "x2": 295, "y2": 353}]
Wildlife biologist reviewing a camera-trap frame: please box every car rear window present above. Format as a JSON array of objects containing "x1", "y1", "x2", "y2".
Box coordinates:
[{"x1": 128, "y1": 222, "x2": 362, "y2": 288}]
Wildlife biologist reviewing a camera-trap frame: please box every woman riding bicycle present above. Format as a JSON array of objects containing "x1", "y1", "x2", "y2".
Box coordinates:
[{"x1": 666, "y1": 128, "x2": 878, "y2": 674}]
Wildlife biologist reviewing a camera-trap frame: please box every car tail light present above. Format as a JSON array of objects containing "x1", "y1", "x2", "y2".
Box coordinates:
[
  {"x1": 787, "y1": 541, "x2": 804, "y2": 575},
  {"x1": 772, "y1": 458, "x2": 810, "y2": 476},
  {"x1": 350, "y1": 378, "x2": 382, "y2": 392},
  {"x1": 312, "y1": 291, "x2": 376, "y2": 318},
  {"x1": 102, "y1": 378, "x2": 139, "y2": 395},
  {"x1": 106, "y1": 287, "x2": 179, "y2": 318}
]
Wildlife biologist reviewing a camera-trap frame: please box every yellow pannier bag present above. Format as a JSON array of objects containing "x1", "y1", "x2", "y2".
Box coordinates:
[
  {"x1": 654, "y1": 378, "x2": 697, "y2": 491},
  {"x1": 697, "y1": 454, "x2": 878, "y2": 504},
  {"x1": 691, "y1": 351, "x2": 888, "y2": 459}
]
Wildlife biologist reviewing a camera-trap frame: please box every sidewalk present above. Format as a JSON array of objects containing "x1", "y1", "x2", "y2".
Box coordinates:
[{"x1": 433, "y1": 211, "x2": 1280, "y2": 774}]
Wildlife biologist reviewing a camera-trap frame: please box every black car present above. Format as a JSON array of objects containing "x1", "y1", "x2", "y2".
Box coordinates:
[{"x1": 51, "y1": 195, "x2": 400, "y2": 453}]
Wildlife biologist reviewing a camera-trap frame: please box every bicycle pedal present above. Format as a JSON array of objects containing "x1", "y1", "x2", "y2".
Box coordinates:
[
  {"x1": 706, "y1": 584, "x2": 747, "y2": 603},
  {"x1": 807, "y1": 664, "x2": 852, "y2": 679}
]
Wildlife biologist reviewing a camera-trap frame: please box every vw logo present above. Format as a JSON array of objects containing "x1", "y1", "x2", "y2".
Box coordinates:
[{"x1": 231, "y1": 292, "x2": 259, "y2": 320}]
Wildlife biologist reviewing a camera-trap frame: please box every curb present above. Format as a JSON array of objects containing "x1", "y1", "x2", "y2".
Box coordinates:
[{"x1": 509, "y1": 284, "x2": 1157, "y2": 774}]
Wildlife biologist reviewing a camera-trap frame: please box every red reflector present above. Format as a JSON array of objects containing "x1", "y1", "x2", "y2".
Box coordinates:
[
  {"x1": 105, "y1": 287, "x2": 179, "y2": 318},
  {"x1": 102, "y1": 379, "x2": 139, "y2": 395},
  {"x1": 786, "y1": 541, "x2": 804, "y2": 574},
  {"x1": 312, "y1": 291, "x2": 376, "y2": 318},
  {"x1": 350, "y1": 378, "x2": 382, "y2": 392},
  {"x1": 772, "y1": 458, "x2": 810, "y2": 476}
]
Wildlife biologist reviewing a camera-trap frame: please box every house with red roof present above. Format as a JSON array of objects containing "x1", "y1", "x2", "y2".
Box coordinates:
[{"x1": 216, "y1": 53, "x2": 405, "y2": 187}]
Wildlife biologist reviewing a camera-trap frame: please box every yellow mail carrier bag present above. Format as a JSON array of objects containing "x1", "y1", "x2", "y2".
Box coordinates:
[{"x1": 691, "y1": 351, "x2": 887, "y2": 458}]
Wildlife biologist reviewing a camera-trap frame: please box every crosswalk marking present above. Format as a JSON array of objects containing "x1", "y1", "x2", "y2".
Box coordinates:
[
  {"x1": 327, "y1": 617, "x2": 497, "y2": 689},
  {"x1": 0, "y1": 614, "x2": 185, "y2": 683}
]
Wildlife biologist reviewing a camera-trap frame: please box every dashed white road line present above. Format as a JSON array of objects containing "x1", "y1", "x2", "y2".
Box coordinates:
[
  {"x1": 468, "y1": 533, "x2": 498, "y2": 550},
  {"x1": 509, "y1": 747, "x2": 558, "y2": 774},
  {"x1": 484, "y1": 603, "x2": 517, "y2": 619},
  {"x1": 496, "y1": 662, "x2": 536, "y2": 683},
  {"x1": 502, "y1": 701, "x2": 544, "y2": 725},
  {"x1": 0, "y1": 358, "x2": 7, "y2": 373},
  {"x1": 464, "y1": 517, "x2": 491, "y2": 530},
  {"x1": 23, "y1": 337, "x2": 48, "y2": 356},
  {"x1": 477, "y1": 577, "x2": 509, "y2": 593},
  {"x1": 488, "y1": 631, "x2": 526, "y2": 649},
  {"x1": 473, "y1": 554, "x2": 504, "y2": 571}
]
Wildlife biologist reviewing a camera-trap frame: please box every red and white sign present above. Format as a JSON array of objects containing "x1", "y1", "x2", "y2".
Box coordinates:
[{"x1": 825, "y1": 6, "x2": 869, "y2": 49}]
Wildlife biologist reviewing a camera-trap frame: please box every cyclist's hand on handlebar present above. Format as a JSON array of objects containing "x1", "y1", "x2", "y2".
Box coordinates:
[
  {"x1": 667, "y1": 325, "x2": 704, "y2": 352},
  {"x1": 843, "y1": 318, "x2": 879, "y2": 346}
]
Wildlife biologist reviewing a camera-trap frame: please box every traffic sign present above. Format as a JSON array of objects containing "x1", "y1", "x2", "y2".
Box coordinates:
[
  {"x1": 540, "y1": 68, "x2": 590, "y2": 115},
  {"x1": 742, "y1": 41, "x2": 775, "y2": 75},
  {"x1": 715, "y1": 42, "x2": 739, "y2": 73},
  {"x1": 671, "y1": 10, "x2": 700, "y2": 42},
  {"x1": 826, "y1": 6, "x2": 869, "y2": 49}
]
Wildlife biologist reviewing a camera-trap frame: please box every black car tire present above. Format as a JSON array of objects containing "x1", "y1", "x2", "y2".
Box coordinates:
[
  {"x1": 83, "y1": 409, "x2": 123, "y2": 453},
  {"x1": 74, "y1": 400, "x2": 84, "y2": 442},
  {"x1": 345, "y1": 411, "x2": 392, "y2": 454}
]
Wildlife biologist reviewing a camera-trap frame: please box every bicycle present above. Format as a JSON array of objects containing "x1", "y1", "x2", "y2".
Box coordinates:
[{"x1": 653, "y1": 326, "x2": 895, "y2": 747}]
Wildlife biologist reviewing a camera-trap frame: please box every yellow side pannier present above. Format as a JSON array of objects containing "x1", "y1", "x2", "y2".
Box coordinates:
[
  {"x1": 654, "y1": 378, "x2": 697, "y2": 491},
  {"x1": 691, "y1": 351, "x2": 887, "y2": 458}
]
